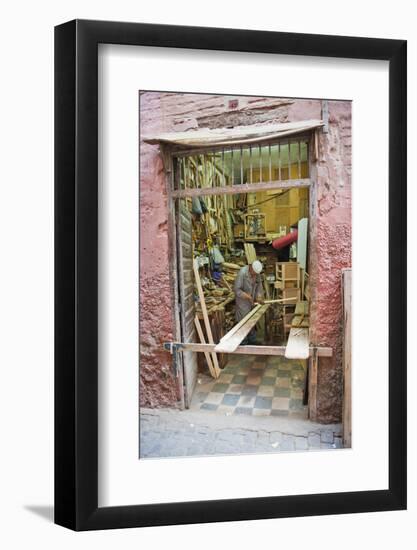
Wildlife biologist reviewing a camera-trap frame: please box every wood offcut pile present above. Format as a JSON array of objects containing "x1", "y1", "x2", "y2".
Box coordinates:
[
  {"x1": 221, "y1": 261, "x2": 241, "y2": 285},
  {"x1": 191, "y1": 262, "x2": 237, "y2": 323},
  {"x1": 194, "y1": 261, "x2": 242, "y2": 336}
]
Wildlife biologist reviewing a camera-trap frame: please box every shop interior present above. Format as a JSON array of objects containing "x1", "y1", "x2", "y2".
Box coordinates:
[{"x1": 174, "y1": 138, "x2": 312, "y2": 417}]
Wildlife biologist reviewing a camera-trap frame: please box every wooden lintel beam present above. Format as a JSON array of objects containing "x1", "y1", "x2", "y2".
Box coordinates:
[
  {"x1": 171, "y1": 178, "x2": 311, "y2": 199},
  {"x1": 166, "y1": 133, "x2": 313, "y2": 157}
]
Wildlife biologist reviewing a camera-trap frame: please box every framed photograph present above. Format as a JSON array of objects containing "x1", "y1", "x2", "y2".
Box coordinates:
[{"x1": 55, "y1": 20, "x2": 406, "y2": 530}]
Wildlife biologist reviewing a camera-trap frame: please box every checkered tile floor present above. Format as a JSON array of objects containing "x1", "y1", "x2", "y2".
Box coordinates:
[{"x1": 190, "y1": 355, "x2": 308, "y2": 419}]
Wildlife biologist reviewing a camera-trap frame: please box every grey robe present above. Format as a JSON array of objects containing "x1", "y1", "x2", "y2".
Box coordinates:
[{"x1": 233, "y1": 265, "x2": 264, "y2": 322}]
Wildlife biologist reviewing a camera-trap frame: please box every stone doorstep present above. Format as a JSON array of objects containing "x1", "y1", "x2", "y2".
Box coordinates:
[{"x1": 140, "y1": 407, "x2": 342, "y2": 439}]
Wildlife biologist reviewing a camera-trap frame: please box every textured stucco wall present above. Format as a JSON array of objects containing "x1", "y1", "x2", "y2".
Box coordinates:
[
  {"x1": 309, "y1": 101, "x2": 352, "y2": 422},
  {"x1": 139, "y1": 94, "x2": 178, "y2": 407},
  {"x1": 139, "y1": 92, "x2": 351, "y2": 421}
]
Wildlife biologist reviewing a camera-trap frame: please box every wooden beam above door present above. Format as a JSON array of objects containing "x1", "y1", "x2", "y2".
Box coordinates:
[{"x1": 171, "y1": 178, "x2": 311, "y2": 199}]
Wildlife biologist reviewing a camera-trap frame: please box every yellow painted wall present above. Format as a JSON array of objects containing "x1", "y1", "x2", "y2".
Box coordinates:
[
  {"x1": 247, "y1": 187, "x2": 308, "y2": 234},
  {"x1": 249, "y1": 161, "x2": 308, "y2": 183}
]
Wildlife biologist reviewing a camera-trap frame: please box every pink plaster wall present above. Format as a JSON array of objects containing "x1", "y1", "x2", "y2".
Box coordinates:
[
  {"x1": 309, "y1": 101, "x2": 352, "y2": 422},
  {"x1": 139, "y1": 92, "x2": 351, "y2": 421},
  {"x1": 139, "y1": 94, "x2": 178, "y2": 407}
]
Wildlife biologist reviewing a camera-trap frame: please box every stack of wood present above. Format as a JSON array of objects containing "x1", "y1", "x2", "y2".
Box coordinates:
[
  {"x1": 195, "y1": 285, "x2": 234, "y2": 315},
  {"x1": 224, "y1": 310, "x2": 235, "y2": 333},
  {"x1": 188, "y1": 155, "x2": 235, "y2": 253},
  {"x1": 221, "y1": 262, "x2": 242, "y2": 289}
]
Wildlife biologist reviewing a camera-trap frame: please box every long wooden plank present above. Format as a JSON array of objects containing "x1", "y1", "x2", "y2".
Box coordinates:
[
  {"x1": 167, "y1": 342, "x2": 333, "y2": 357},
  {"x1": 297, "y1": 217, "x2": 308, "y2": 271},
  {"x1": 295, "y1": 301, "x2": 309, "y2": 315},
  {"x1": 215, "y1": 304, "x2": 270, "y2": 353},
  {"x1": 192, "y1": 259, "x2": 221, "y2": 377},
  {"x1": 194, "y1": 315, "x2": 216, "y2": 378},
  {"x1": 291, "y1": 315, "x2": 309, "y2": 328},
  {"x1": 285, "y1": 327, "x2": 310, "y2": 359},
  {"x1": 216, "y1": 304, "x2": 268, "y2": 351},
  {"x1": 172, "y1": 178, "x2": 311, "y2": 199},
  {"x1": 219, "y1": 304, "x2": 262, "y2": 343}
]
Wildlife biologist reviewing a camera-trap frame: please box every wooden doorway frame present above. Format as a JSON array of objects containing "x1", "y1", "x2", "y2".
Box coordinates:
[{"x1": 162, "y1": 136, "x2": 318, "y2": 410}]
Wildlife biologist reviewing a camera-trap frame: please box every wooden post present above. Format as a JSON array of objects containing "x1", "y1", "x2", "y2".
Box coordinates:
[
  {"x1": 194, "y1": 315, "x2": 216, "y2": 379},
  {"x1": 309, "y1": 347, "x2": 318, "y2": 421},
  {"x1": 193, "y1": 259, "x2": 221, "y2": 377},
  {"x1": 165, "y1": 149, "x2": 185, "y2": 410},
  {"x1": 342, "y1": 269, "x2": 352, "y2": 448},
  {"x1": 321, "y1": 99, "x2": 329, "y2": 133}
]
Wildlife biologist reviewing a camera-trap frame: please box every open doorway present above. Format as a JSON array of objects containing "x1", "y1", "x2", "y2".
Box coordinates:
[
  {"x1": 174, "y1": 139, "x2": 312, "y2": 416},
  {"x1": 140, "y1": 92, "x2": 351, "y2": 458}
]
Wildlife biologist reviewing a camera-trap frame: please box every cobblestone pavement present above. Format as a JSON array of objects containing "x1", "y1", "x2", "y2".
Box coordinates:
[{"x1": 140, "y1": 407, "x2": 343, "y2": 458}]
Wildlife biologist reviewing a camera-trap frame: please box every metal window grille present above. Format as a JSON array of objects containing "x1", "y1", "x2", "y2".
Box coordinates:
[{"x1": 173, "y1": 138, "x2": 309, "y2": 191}]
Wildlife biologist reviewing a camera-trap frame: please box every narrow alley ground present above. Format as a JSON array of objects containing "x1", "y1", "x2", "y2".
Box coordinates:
[
  {"x1": 140, "y1": 354, "x2": 342, "y2": 458},
  {"x1": 140, "y1": 407, "x2": 342, "y2": 458}
]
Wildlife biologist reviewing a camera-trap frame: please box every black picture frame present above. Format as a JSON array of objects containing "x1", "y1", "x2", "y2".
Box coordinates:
[{"x1": 55, "y1": 19, "x2": 407, "y2": 531}]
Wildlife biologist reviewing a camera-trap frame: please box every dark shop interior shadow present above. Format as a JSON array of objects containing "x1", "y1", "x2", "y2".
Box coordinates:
[{"x1": 24, "y1": 505, "x2": 54, "y2": 523}]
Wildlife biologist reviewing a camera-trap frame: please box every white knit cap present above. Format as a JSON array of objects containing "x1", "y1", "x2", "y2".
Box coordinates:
[{"x1": 252, "y1": 260, "x2": 263, "y2": 274}]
